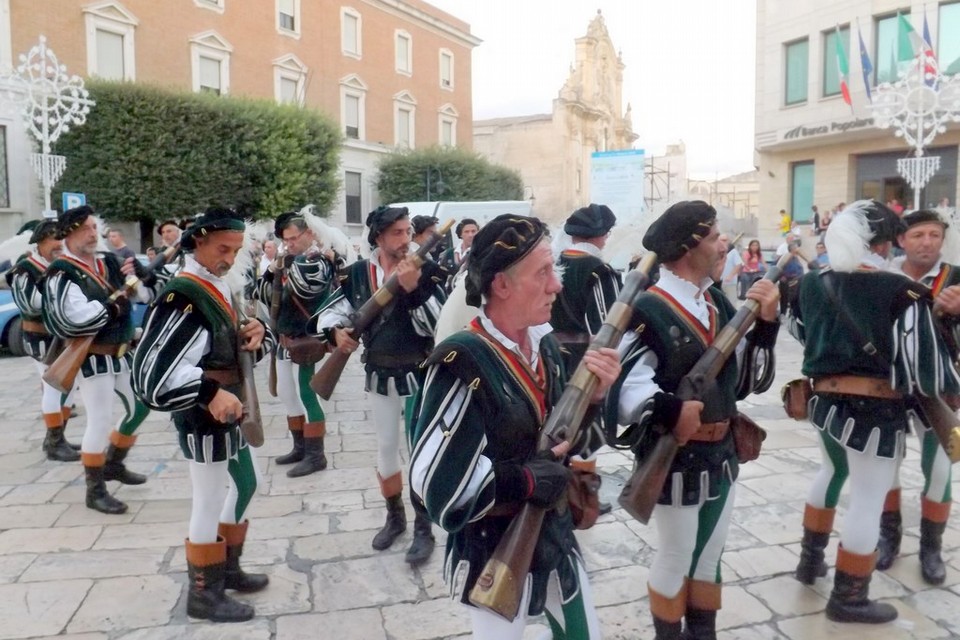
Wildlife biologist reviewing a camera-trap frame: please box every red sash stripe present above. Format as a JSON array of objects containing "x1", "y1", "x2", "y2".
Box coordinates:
[
  {"x1": 178, "y1": 273, "x2": 237, "y2": 322},
  {"x1": 62, "y1": 255, "x2": 113, "y2": 293},
  {"x1": 467, "y1": 318, "x2": 547, "y2": 422},
  {"x1": 648, "y1": 286, "x2": 716, "y2": 346},
  {"x1": 27, "y1": 256, "x2": 47, "y2": 273},
  {"x1": 932, "y1": 264, "x2": 952, "y2": 297}
]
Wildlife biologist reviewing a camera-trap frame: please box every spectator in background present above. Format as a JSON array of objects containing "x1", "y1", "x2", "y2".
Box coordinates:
[
  {"x1": 145, "y1": 246, "x2": 158, "y2": 261},
  {"x1": 719, "y1": 233, "x2": 743, "y2": 303},
  {"x1": 740, "y1": 239, "x2": 767, "y2": 299},
  {"x1": 812, "y1": 205, "x2": 821, "y2": 235},
  {"x1": 107, "y1": 228, "x2": 137, "y2": 262},
  {"x1": 776, "y1": 235, "x2": 805, "y2": 315},
  {"x1": 779, "y1": 209, "x2": 792, "y2": 236},
  {"x1": 157, "y1": 219, "x2": 182, "y2": 250},
  {"x1": 815, "y1": 241, "x2": 830, "y2": 268},
  {"x1": 259, "y1": 238, "x2": 277, "y2": 276}
]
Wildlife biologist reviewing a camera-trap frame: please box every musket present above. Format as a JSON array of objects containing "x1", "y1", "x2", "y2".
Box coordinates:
[
  {"x1": 234, "y1": 295, "x2": 265, "y2": 447},
  {"x1": 42, "y1": 246, "x2": 180, "y2": 394},
  {"x1": 309, "y1": 219, "x2": 454, "y2": 400},
  {"x1": 468, "y1": 253, "x2": 657, "y2": 622},
  {"x1": 618, "y1": 250, "x2": 795, "y2": 525},
  {"x1": 266, "y1": 254, "x2": 292, "y2": 398}
]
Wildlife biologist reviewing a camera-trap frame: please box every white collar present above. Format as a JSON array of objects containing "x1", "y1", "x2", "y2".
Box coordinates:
[
  {"x1": 183, "y1": 254, "x2": 233, "y2": 305},
  {"x1": 61, "y1": 245, "x2": 102, "y2": 271},
  {"x1": 656, "y1": 266, "x2": 714, "y2": 299},
  {"x1": 861, "y1": 251, "x2": 889, "y2": 270},
  {"x1": 889, "y1": 255, "x2": 942, "y2": 282},
  {"x1": 478, "y1": 307, "x2": 552, "y2": 367},
  {"x1": 565, "y1": 242, "x2": 602, "y2": 258}
]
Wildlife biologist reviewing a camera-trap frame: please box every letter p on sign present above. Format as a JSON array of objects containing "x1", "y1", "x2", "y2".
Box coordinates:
[{"x1": 62, "y1": 192, "x2": 86, "y2": 211}]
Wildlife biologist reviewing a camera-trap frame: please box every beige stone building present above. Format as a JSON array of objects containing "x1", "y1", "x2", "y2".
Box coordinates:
[
  {"x1": 472, "y1": 10, "x2": 637, "y2": 226},
  {"x1": 0, "y1": 0, "x2": 478, "y2": 239},
  {"x1": 755, "y1": 0, "x2": 960, "y2": 244}
]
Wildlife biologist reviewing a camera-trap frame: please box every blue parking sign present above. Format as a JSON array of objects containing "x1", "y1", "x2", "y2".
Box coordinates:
[{"x1": 62, "y1": 192, "x2": 86, "y2": 211}]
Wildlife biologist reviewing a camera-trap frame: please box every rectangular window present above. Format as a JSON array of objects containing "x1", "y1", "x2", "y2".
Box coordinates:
[
  {"x1": 397, "y1": 108, "x2": 411, "y2": 147},
  {"x1": 95, "y1": 29, "x2": 125, "y2": 80},
  {"x1": 0, "y1": 126, "x2": 8, "y2": 209},
  {"x1": 875, "y1": 14, "x2": 903, "y2": 84},
  {"x1": 345, "y1": 94, "x2": 360, "y2": 139},
  {"x1": 441, "y1": 120, "x2": 454, "y2": 146},
  {"x1": 784, "y1": 39, "x2": 808, "y2": 105},
  {"x1": 199, "y1": 56, "x2": 221, "y2": 94},
  {"x1": 941, "y1": 2, "x2": 960, "y2": 76},
  {"x1": 440, "y1": 51, "x2": 453, "y2": 88},
  {"x1": 279, "y1": 0, "x2": 296, "y2": 32},
  {"x1": 396, "y1": 33, "x2": 411, "y2": 73},
  {"x1": 823, "y1": 27, "x2": 850, "y2": 97},
  {"x1": 345, "y1": 171, "x2": 362, "y2": 224},
  {"x1": 791, "y1": 161, "x2": 815, "y2": 224},
  {"x1": 342, "y1": 13, "x2": 359, "y2": 55},
  {"x1": 280, "y1": 77, "x2": 298, "y2": 104}
]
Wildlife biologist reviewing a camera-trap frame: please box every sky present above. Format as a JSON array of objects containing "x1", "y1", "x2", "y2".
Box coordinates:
[{"x1": 428, "y1": 0, "x2": 758, "y2": 179}]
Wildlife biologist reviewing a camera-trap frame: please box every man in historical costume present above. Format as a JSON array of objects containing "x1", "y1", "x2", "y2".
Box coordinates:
[
  {"x1": 609, "y1": 201, "x2": 780, "y2": 640},
  {"x1": 788, "y1": 201, "x2": 960, "y2": 624},
  {"x1": 312, "y1": 206, "x2": 446, "y2": 566},
  {"x1": 7, "y1": 219, "x2": 79, "y2": 461},
  {"x1": 411, "y1": 215, "x2": 443, "y2": 261},
  {"x1": 869, "y1": 209, "x2": 960, "y2": 584},
  {"x1": 133, "y1": 208, "x2": 274, "y2": 623},
  {"x1": 439, "y1": 217, "x2": 479, "y2": 276},
  {"x1": 409, "y1": 214, "x2": 621, "y2": 639},
  {"x1": 258, "y1": 211, "x2": 340, "y2": 478},
  {"x1": 43, "y1": 206, "x2": 158, "y2": 514}
]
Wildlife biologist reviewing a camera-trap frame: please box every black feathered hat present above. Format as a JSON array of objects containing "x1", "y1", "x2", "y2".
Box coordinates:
[
  {"x1": 564, "y1": 203, "x2": 616, "y2": 239},
  {"x1": 181, "y1": 206, "x2": 245, "y2": 251},
  {"x1": 465, "y1": 214, "x2": 547, "y2": 307},
  {"x1": 411, "y1": 215, "x2": 439, "y2": 236},
  {"x1": 642, "y1": 200, "x2": 717, "y2": 263},
  {"x1": 274, "y1": 211, "x2": 305, "y2": 238},
  {"x1": 365, "y1": 206, "x2": 409, "y2": 248},
  {"x1": 56, "y1": 205, "x2": 95, "y2": 240},
  {"x1": 29, "y1": 220, "x2": 59, "y2": 245},
  {"x1": 862, "y1": 200, "x2": 904, "y2": 243}
]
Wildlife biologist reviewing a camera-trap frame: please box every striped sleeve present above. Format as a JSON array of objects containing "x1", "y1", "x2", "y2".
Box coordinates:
[
  {"x1": 132, "y1": 297, "x2": 209, "y2": 411},
  {"x1": 891, "y1": 301, "x2": 960, "y2": 397},
  {"x1": 409, "y1": 284, "x2": 445, "y2": 338},
  {"x1": 409, "y1": 363, "x2": 495, "y2": 533},
  {"x1": 42, "y1": 271, "x2": 110, "y2": 337},
  {"x1": 584, "y1": 268, "x2": 621, "y2": 335},
  {"x1": 287, "y1": 255, "x2": 335, "y2": 299},
  {"x1": 10, "y1": 270, "x2": 41, "y2": 317}
]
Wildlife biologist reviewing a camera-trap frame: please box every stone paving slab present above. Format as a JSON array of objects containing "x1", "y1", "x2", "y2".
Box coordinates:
[{"x1": 2, "y1": 336, "x2": 960, "y2": 638}]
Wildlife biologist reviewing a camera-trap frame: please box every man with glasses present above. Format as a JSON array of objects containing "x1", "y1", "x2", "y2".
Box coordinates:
[
  {"x1": 311, "y1": 206, "x2": 446, "y2": 566},
  {"x1": 259, "y1": 211, "x2": 341, "y2": 478}
]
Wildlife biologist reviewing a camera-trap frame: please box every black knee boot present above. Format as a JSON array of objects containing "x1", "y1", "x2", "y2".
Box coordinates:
[
  {"x1": 43, "y1": 424, "x2": 80, "y2": 462},
  {"x1": 275, "y1": 416, "x2": 305, "y2": 465},
  {"x1": 219, "y1": 521, "x2": 269, "y2": 593},
  {"x1": 404, "y1": 500, "x2": 435, "y2": 566},
  {"x1": 186, "y1": 538, "x2": 255, "y2": 623},
  {"x1": 653, "y1": 617, "x2": 683, "y2": 640},
  {"x1": 372, "y1": 494, "x2": 407, "y2": 550},
  {"x1": 826, "y1": 548, "x2": 897, "y2": 624},
  {"x1": 681, "y1": 608, "x2": 717, "y2": 640},
  {"x1": 876, "y1": 509, "x2": 902, "y2": 571},
  {"x1": 102, "y1": 433, "x2": 146, "y2": 485},
  {"x1": 920, "y1": 518, "x2": 947, "y2": 585},
  {"x1": 795, "y1": 529, "x2": 830, "y2": 584},
  {"x1": 287, "y1": 422, "x2": 327, "y2": 478},
  {"x1": 84, "y1": 464, "x2": 128, "y2": 515}
]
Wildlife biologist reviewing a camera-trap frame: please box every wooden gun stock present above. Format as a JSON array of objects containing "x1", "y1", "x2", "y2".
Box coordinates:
[
  {"x1": 618, "y1": 251, "x2": 795, "y2": 524},
  {"x1": 42, "y1": 334, "x2": 95, "y2": 394},
  {"x1": 41, "y1": 335, "x2": 65, "y2": 367},
  {"x1": 266, "y1": 255, "x2": 291, "y2": 398},
  {"x1": 308, "y1": 219, "x2": 455, "y2": 400},
  {"x1": 914, "y1": 394, "x2": 960, "y2": 463},
  {"x1": 468, "y1": 253, "x2": 657, "y2": 621},
  {"x1": 238, "y1": 349, "x2": 264, "y2": 446}
]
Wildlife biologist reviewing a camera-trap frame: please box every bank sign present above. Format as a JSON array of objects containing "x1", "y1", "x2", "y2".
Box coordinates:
[{"x1": 780, "y1": 117, "x2": 875, "y2": 142}]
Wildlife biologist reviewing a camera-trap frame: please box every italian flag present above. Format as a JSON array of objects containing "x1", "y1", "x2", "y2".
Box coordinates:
[
  {"x1": 835, "y1": 26, "x2": 852, "y2": 108},
  {"x1": 898, "y1": 13, "x2": 938, "y2": 81}
]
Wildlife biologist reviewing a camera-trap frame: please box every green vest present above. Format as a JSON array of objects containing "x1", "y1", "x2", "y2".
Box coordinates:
[
  {"x1": 45, "y1": 254, "x2": 134, "y2": 345},
  {"x1": 159, "y1": 276, "x2": 239, "y2": 373}
]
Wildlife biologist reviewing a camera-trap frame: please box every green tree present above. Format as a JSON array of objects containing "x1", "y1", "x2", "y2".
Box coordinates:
[
  {"x1": 52, "y1": 80, "x2": 341, "y2": 245},
  {"x1": 376, "y1": 146, "x2": 523, "y2": 203}
]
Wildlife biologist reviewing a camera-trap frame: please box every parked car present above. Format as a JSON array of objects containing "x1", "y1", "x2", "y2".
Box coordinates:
[{"x1": 0, "y1": 288, "x2": 24, "y2": 357}]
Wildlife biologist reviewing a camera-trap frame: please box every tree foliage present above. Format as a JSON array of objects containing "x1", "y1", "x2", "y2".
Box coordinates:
[
  {"x1": 376, "y1": 146, "x2": 524, "y2": 204},
  {"x1": 52, "y1": 80, "x2": 341, "y2": 222}
]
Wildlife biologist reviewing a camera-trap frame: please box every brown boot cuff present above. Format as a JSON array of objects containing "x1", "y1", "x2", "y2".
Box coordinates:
[
  {"x1": 836, "y1": 546, "x2": 877, "y2": 577},
  {"x1": 61, "y1": 406, "x2": 72, "y2": 422},
  {"x1": 109, "y1": 431, "x2": 137, "y2": 448},
  {"x1": 287, "y1": 415, "x2": 305, "y2": 432},
  {"x1": 570, "y1": 458, "x2": 597, "y2": 473},
  {"x1": 81, "y1": 452, "x2": 106, "y2": 467},
  {"x1": 688, "y1": 579, "x2": 722, "y2": 611},
  {"x1": 304, "y1": 421, "x2": 326, "y2": 438},
  {"x1": 185, "y1": 538, "x2": 227, "y2": 566},
  {"x1": 218, "y1": 520, "x2": 249, "y2": 547},
  {"x1": 802, "y1": 504, "x2": 836, "y2": 534},
  {"x1": 648, "y1": 582, "x2": 686, "y2": 623},
  {"x1": 43, "y1": 413, "x2": 64, "y2": 429},
  {"x1": 883, "y1": 488, "x2": 901, "y2": 512},
  {"x1": 378, "y1": 471, "x2": 403, "y2": 498},
  {"x1": 921, "y1": 497, "x2": 951, "y2": 524}
]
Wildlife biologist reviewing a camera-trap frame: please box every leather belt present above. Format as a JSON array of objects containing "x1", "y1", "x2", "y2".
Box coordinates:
[
  {"x1": 204, "y1": 369, "x2": 241, "y2": 386},
  {"x1": 813, "y1": 375, "x2": 902, "y2": 400},
  {"x1": 363, "y1": 352, "x2": 426, "y2": 368},
  {"x1": 688, "y1": 420, "x2": 730, "y2": 443},
  {"x1": 88, "y1": 343, "x2": 129, "y2": 357},
  {"x1": 21, "y1": 319, "x2": 47, "y2": 334},
  {"x1": 552, "y1": 331, "x2": 591, "y2": 345},
  {"x1": 486, "y1": 502, "x2": 521, "y2": 517}
]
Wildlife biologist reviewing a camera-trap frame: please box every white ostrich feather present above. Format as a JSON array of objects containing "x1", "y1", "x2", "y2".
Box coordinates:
[
  {"x1": 824, "y1": 200, "x2": 873, "y2": 272},
  {"x1": 299, "y1": 204, "x2": 358, "y2": 265}
]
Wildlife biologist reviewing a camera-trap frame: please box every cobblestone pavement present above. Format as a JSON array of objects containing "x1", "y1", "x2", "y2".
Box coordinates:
[{"x1": 2, "y1": 334, "x2": 959, "y2": 639}]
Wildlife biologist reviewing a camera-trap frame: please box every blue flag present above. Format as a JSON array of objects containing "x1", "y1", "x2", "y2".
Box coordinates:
[{"x1": 858, "y1": 25, "x2": 874, "y2": 102}]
